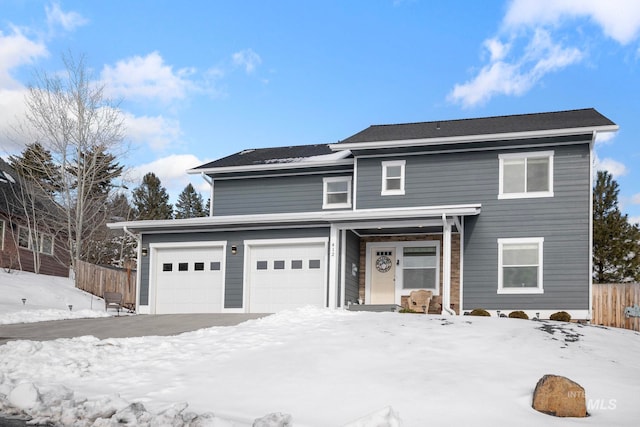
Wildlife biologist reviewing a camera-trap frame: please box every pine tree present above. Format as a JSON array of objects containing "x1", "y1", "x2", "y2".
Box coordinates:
[
  {"x1": 8, "y1": 142, "x2": 62, "y2": 196},
  {"x1": 174, "y1": 183, "x2": 206, "y2": 219},
  {"x1": 593, "y1": 171, "x2": 640, "y2": 283},
  {"x1": 131, "y1": 172, "x2": 173, "y2": 220}
]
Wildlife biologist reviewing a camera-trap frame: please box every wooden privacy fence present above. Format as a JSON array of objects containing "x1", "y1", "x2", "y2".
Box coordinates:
[
  {"x1": 592, "y1": 283, "x2": 640, "y2": 331},
  {"x1": 75, "y1": 260, "x2": 136, "y2": 310}
]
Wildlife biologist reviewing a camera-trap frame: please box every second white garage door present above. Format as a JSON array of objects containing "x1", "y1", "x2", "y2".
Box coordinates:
[
  {"x1": 154, "y1": 244, "x2": 225, "y2": 314},
  {"x1": 247, "y1": 240, "x2": 327, "y2": 312}
]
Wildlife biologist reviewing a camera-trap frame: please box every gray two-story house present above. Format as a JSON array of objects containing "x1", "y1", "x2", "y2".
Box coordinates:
[{"x1": 109, "y1": 108, "x2": 617, "y2": 319}]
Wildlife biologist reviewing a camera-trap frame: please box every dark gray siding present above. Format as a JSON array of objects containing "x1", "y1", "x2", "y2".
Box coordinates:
[
  {"x1": 214, "y1": 172, "x2": 352, "y2": 216},
  {"x1": 140, "y1": 227, "x2": 330, "y2": 308},
  {"x1": 344, "y1": 230, "x2": 361, "y2": 305},
  {"x1": 357, "y1": 141, "x2": 591, "y2": 310}
]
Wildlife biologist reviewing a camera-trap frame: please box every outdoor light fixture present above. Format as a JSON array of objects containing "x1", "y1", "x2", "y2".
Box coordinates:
[
  {"x1": 21, "y1": 298, "x2": 26, "y2": 305},
  {"x1": 497, "y1": 310, "x2": 501, "y2": 317},
  {"x1": 231, "y1": 245, "x2": 237, "y2": 255},
  {"x1": 141, "y1": 247, "x2": 148, "y2": 257},
  {"x1": 68, "y1": 304, "x2": 73, "y2": 311}
]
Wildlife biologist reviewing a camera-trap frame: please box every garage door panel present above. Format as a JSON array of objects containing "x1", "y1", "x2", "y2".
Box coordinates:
[
  {"x1": 249, "y1": 242, "x2": 326, "y2": 313},
  {"x1": 155, "y1": 246, "x2": 224, "y2": 314}
]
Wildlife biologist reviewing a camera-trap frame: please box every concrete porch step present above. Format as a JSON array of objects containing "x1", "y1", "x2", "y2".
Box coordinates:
[{"x1": 347, "y1": 304, "x2": 401, "y2": 313}]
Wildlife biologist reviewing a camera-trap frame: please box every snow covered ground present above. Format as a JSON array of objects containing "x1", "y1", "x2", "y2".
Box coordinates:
[
  {"x1": 0, "y1": 270, "x2": 111, "y2": 325},
  {"x1": 1, "y1": 271, "x2": 640, "y2": 426}
]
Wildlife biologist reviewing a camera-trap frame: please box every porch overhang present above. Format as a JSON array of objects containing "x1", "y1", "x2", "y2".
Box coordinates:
[{"x1": 107, "y1": 204, "x2": 481, "y2": 234}]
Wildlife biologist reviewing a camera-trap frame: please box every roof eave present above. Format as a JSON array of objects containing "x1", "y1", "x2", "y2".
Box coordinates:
[
  {"x1": 330, "y1": 125, "x2": 620, "y2": 151},
  {"x1": 187, "y1": 158, "x2": 354, "y2": 175},
  {"x1": 108, "y1": 204, "x2": 482, "y2": 233}
]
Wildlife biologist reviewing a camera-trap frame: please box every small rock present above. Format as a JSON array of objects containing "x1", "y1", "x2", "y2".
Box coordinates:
[
  {"x1": 253, "y1": 412, "x2": 293, "y2": 427},
  {"x1": 532, "y1": 374, "x2": 587, "y2": 417}
]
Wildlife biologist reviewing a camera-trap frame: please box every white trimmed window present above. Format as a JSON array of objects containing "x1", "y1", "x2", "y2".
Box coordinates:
[
  {"x1": 0, "y1": 220, "x2": 4, "y2": 250},
  {"x1": 498, "y1": 237, "x2": 544, "y2": 294},
  {"x1": 499, "y1": 151, "x2": 553, "y2": 199},
  {"x1": 17, "y1": 226, "x2": 54, "y2": 256},
  {"x1": 323, "y1": 176, "x2": 352, "y2": 209},
  {"x1": 381, "y1": 160, "x2": 405, "y2": 196}
]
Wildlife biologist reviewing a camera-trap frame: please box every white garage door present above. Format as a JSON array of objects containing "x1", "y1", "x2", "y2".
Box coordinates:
[
  {"x1": 248, "y1": 241, "x2": 326, "y2": 312},
  {"x1": 154, "y1": 245, "x2": 224, "y2": 314}
]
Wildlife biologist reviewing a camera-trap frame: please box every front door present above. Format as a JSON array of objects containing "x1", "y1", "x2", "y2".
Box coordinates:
[{"x1": 370, "y1": 248, "x2": 396, "y2": 304}]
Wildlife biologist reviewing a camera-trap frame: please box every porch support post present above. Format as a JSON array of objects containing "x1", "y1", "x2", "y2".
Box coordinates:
[
  {"x1": 328, "y1": 224, "x2": 339, "y2": 309},
  {"x1": 441, "y1": 215, "x2": 455, "y2": 315}
]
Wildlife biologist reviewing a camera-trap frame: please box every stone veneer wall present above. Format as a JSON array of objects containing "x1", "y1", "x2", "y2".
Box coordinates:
[{"x1": 358, "y1": 234, "x2": 461, "y2": 314}]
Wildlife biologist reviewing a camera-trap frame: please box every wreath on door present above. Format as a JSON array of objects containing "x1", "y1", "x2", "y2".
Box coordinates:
[{"x1": 375, "y1": 255, "x2": 392, "y2": 273}]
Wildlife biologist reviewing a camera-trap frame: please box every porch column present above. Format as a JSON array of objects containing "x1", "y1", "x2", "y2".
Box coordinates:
[
  {"x1": 327, "y1": 224, "x2": 339, "y2": 309},
  {"x1": 441, "y1": 215, "x2": 455, "y2": 315}
]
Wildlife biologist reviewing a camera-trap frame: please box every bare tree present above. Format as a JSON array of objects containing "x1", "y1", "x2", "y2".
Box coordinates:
[{"x1": 15, "y1": 52, "x2": 127, "y2": 271}]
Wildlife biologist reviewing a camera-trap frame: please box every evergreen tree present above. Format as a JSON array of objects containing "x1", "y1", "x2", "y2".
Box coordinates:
[
  {"x1": 131, "y1": 172, "x2": 173, "y2": 220},
  {"x1": 174, "y1": 183, "x2": 206, "y2": 219},
  {"x1": 593, "y1": 170, "x2": 640, "y2": 283},
  {"x1": 8, "y1": 142, "x2": 62, "y2": 196}
]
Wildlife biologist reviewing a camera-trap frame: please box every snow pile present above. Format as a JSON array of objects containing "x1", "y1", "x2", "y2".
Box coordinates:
[
  {"x1": 0, "y1": 270, "x2": 111, "y2": 324},
  {"x1": 1, "y1": 307, "x2": 639, "y2": 426}
]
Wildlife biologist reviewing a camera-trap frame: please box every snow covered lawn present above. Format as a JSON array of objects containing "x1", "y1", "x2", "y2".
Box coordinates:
[
  {"x1": 1, "y1": 305, "x2": 639, "y2": 426},
  {"x1": 0, "y1": 270, "x2": 112, "y2": 325},
  {"x1": 1, "y1": 270, "x2": 639, "y2": 425}
]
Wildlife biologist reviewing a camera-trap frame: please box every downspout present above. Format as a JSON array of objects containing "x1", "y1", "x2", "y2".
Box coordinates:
[
  {"x1": 123, "y1": 226, "x2": 142, "y2": 313},
  {"x1": 588, "y1": 130, "x2": 596, "y2": 321},
  {"x1": 441, "y1": 214, "x2": 456, "y2": 315},
  {"x1": 200, "y1": 172, "x2": 214, "y2": 216}
]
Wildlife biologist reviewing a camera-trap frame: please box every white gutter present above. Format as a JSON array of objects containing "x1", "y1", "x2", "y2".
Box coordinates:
[
  {"x1": 330, "y1": 125, "x2": 619, "y2": 151},
  {"x1": 107, "y1": 204, "x2": 482, "y2": 232},
  {"x1": 187, "y1": 158, "x2": 354, "y2": 175},
  {"x1": 200, "y1": 172, "x2": 213, "y2": 216},
  {"x1": 588, "y1": 131, "x2": 596, "y2": 321}
]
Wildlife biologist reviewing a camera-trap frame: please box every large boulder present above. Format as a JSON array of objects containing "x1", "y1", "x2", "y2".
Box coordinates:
[{"x1": 532, "y1": 374, "x2": 587, "y2": 417}]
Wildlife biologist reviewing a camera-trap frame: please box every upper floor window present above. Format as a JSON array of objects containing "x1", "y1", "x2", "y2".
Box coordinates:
[
  {"x1": 323, "y1": 176, "x2": 352, "y2": 209},
  {"x1": 381, "y1": 160, "x2": 405, "y2": 196},
  {"x1": 498, "y1": 151, "x2": 553, "y2": 199},
  {"x1": 18, "y1": 226, "x2": 54, "y2": 256},
  {"x1": 497, "y1": 237, "x2": 544, "y2": 294}
]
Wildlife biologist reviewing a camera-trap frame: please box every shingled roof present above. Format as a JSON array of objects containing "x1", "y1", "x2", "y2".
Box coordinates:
[
  {"x1": 339, "y1": 108, "x2": 615, "y2": 144},
  {"x1": 191, "y1": 143, "x2": 338, "y2": 170}
]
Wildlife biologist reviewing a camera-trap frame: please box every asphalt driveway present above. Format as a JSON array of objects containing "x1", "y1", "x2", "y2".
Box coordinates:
[{"x1": 0, "y1": 313, "x2": 268, "y2": 346}]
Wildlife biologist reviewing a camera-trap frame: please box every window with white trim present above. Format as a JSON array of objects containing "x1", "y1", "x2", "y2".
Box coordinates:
[
  {"x1": 17, "y1": 226, "x2": 54, "y2": 256},
  {"x1": 499, "y1": 151, "x2": 553, "y2": 199},
  {"x1": 322, "y1": 176, "x2": 352, "y2": 209},
  {"x1": 381, "y1": 160, "x2": 405, "y2": 195},
  {"x1": 498, "y1": 237, "x2": 544, "y2": 294},
  {"x1": 0, "y1": 220, "x2": 4, "y2": 250}
]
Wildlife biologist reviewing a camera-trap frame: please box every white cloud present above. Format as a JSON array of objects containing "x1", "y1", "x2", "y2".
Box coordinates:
[
  {"x1": 129, "y1": 154, "x2": 207, "y2": 199},
  {"x1": 122, "y1": 112, "x2": 182, "y2": 152},
  {"x1": 448, "y1": 29, "x2": 582, "y2": 107},
  {"x1": 232, "y1": 49, "x2": 262, "y2": 74},
  {"x1": 101, "y1": 52, "x2": 196, "y2": 103},
  {"x1": 449, "y1": 0, "x2": 640, "y2": 107},
  {"x1": 632, "y1": 193, "x2": 640, "y2": 204},
  {"x1": 0, "y1": 28, "x2": 48, "y2": 88},
  {"x1": 595, "y1": 131, "x2": 616, "y2": 145},
  {"x1": 595, "y1": 156, "x2": 628, "y2": 178},
  {"x1": 629, "y1": 216, "x2": 640, "y2": 226},
  {"x1": 45, "y1": 3, "x2": 88, "y2": 33},
  {"x1": 504, "y1": 0, "x2": 640, "y2": 45}
]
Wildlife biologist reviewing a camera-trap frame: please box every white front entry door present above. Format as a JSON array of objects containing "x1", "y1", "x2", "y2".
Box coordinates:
[{"x1": 370, "y1": 248, "x2": 396, "y2": 304}]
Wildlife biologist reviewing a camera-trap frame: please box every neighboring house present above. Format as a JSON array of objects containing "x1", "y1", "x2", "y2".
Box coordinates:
[
  {"x1": 0, "y1": 158, "x2": 70, "y2": 277},
  {"x1": 109, "y1": 109, "x2": 617, "y2": 319}
]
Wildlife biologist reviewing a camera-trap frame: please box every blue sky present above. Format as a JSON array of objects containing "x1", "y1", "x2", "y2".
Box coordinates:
[{"x1": 1, "y1": 0, "x2": 639, "y2": 223}]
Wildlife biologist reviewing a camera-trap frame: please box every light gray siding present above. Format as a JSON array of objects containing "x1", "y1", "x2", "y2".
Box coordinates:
[
  {"x1": 214, "y1": 173, "x2": 352, "y2": 216},
  {"x1": 357, "y1": 141, "x2": 591, "y2": 310},
  {"x1": 140, "y1": 227, "x2": 330, "y2": 308}
]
